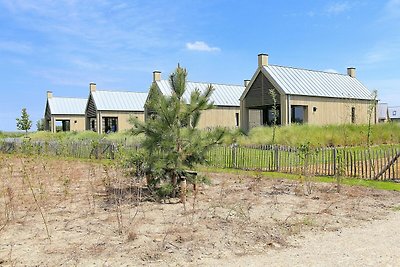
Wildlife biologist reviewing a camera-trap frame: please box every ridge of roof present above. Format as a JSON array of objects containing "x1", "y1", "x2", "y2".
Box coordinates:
[
  {"x1": 267, "y1": 64, "x2": 350, "y2": 77},
  {"x1": 158, "y1": 79, "x2": 244, "y2": 87},
  {"x1": 94, "y1": 89, "x2": 148, "y2": 94},
  {"x1": 50, "y1": 96, "x2": 87, "y2": 100}
]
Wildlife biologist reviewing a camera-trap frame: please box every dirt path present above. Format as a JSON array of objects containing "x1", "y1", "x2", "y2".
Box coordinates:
[{"x1": 198, "y1": 211, "x2": 400, "y2": 267}]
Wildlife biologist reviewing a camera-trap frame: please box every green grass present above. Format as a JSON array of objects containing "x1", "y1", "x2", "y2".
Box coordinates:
[
  {"x1": 10, "y1": 123, "x2": 400, "y2": 149},
  {"x1": 198, "y1": 166, "x2": 400, "y2": 191},
  {"x1": 0, "y1": 131, "x2": 25, "y2": 138}
]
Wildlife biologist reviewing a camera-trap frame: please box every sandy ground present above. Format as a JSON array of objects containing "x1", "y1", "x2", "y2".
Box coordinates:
[
  {"x1": 199, "y1": 211, "x2": 400, "y2": 267},
  {"x1": 1, "y1": 155, "x2": 400, "y2": 266}
]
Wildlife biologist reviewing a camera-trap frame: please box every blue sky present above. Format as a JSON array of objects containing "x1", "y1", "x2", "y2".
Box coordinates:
[{"x1": 0, "y1": 0, "x2": 399, "y2": 131}]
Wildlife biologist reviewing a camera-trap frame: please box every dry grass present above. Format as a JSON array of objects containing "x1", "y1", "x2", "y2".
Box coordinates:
[{"x1": 1, "y1": 154, "x2": 400, "y2": 266}]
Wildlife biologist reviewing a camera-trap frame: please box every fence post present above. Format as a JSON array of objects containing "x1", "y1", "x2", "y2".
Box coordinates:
[
  {"x1": 333, "y1": 147, "x2": 337, "y2": 176},
  {"x1": 274, "y1": 146, "x2": 279, "y2": 171},
  {"x1": 231, "y1": 143, "x2": 237, "y2": 169}
]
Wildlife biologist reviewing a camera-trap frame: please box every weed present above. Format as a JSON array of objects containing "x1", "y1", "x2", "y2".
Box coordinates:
[
  {"x1": 127, "y1": 231, "x2": 138, "y2": 242},
  {"x1": 20, "y1": 157, "x2": 51, "y2": 241},
  {"x1": 301, "y1": 216, "x2": 316, "y2": 227},
  {"x1": 391, "y1": 205, "x2": 400, "y2": 212},
  {"x1": 298, "y1": 142, "x2": 314, "y2": 195}
]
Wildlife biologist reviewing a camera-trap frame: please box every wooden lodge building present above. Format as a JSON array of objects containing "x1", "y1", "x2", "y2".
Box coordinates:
[
  {"x1": 85, "y1": 83, "x2": 148, "y2": 134},
  {"x1": 44, "y1": 91, "x2": 87, "y2": 132},
  {"x1": 240, "y1": 54, "x2": 376, "y2": 132},
  {"x1": 145, "y1": 71, "x2": 245, "y2": 129}
]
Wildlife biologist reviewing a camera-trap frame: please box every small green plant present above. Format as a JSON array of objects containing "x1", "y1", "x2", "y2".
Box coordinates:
[
  {"x1": 334, "y1": 148, "x2": 345, "y2": 193},
  {"x1": 16, "y1": 108, "x2": 32, "y2": 134},
  {"x1": 269, "y1": 88, "x2": 278, "y2": 144},
  {"x1": 298, "y1": 142, "x2": 314, "y2": 195},
  {"x1": 302, "y1": 216, "x2": 316, "y2": 227}
]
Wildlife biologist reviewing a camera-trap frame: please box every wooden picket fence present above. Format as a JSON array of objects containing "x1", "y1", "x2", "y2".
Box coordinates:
[
  {"x1": 1, "y1": 138, "x2": 399, "y2": 180},
  {"x1": 206, "y1": 145, "x2": 400, "y2": 180}
]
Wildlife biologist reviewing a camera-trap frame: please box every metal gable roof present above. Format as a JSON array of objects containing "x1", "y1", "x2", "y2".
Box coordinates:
[
  {"x1": 263, "y1": 65, "x2": 373, "y2": 100},
  {"x1": 91, "y1": 90, "x2": 148, "y2": 111},
  {"x1": 48, "y1": 97, "x2": 87, "y2": 115},
  {"x1": 155, "y1": 80, "x2": 244, "y2": 106}
]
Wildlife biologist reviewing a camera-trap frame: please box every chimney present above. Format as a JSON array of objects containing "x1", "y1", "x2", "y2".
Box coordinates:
[
  {"x1": 89, "y1": 82, "x2": 96, "y2": 92},
  {"x1": 153, "y1": 71, "x2": 161, "y2": 82},
  {"x1": 47, "y1": 91, "x2": 53, "y2": 99},
  {"x1": 244, "y1": 80, "x2": 251, "y2": 87},
  {"x1": 258, "y1": 53, "x2": 269, "y2": 67},
  {"x1": 347, "y1": 67, "x2": 356, "y2": 78}
]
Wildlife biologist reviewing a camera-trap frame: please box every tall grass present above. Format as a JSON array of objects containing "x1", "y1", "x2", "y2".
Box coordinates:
[
  {"x1": 26, "y1": 130, "x2": 144, "y2": 144},
  {"x1": 235, "y1": 123, "x2": 400, "y2": 147},
  {"x1": 7, "y1": 123, "x2": 399, "y2": 148}
]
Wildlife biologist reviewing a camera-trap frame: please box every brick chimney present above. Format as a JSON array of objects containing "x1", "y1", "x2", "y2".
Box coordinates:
[
  {"x1": 47, "y1": 91, "x2": 53, "y2": 99},
  {"x1": 258, "y1": 53, "x2": 269, "y2": 67},
  {"x1": 347, "y1": 67, "x2": 356, "y2": 78},
  {"x1": 89, "y1": 82, "x2": 96, "y2": 92},
  {"x1": 153, "y1": 71, "x2": 161, "y2": 82}
]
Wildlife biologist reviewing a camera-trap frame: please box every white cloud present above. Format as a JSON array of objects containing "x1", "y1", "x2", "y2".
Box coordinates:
[
  {"x1": 186, "y1": 41, "x2": 220, "y2": 52},
  {"x1": 384, "y1": 0, "x2": 400, "y2": 19},
  {"x1": 326, "y1": 2, "x2": 350, "y2": 14},
  {"x1": 323, "y1": 68, "x2": 339, "y2": 73},
  {"x1": 0, "y1": 40, "x2": 32, "y2": 54},
  {"x1": 362, "y1": 41, "x2": 400, "y2": 65}
]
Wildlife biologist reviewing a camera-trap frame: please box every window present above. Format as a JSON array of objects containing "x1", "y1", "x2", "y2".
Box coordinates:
[
  {"x1": 263, "y1": 106, "x2": 281, "y2": 126},
  {"x1": 103, "y1": 117, "x2": 118, "y2": 133},
  {"x1": 89, "y1": 118, "x2": 96, "y2": 131},
  {"x1": 56, "y1": 120, "x2": 70, "y2": 132},
  {"x1": 351, "y1": 107, "x2": 356, "y2": 123},
  {"x1": 291, "y1": 106, "x2": 306, "y2": 124},
  {"x1": 393, "y1": 111, "x2": 397, "y2": 116},
  {"x1": 235, "y1": 113, "x2": 239, "y2": 127}
]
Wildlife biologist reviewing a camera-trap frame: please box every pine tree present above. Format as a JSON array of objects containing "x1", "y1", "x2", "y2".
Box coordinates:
[
  {"x1": 16, "y1": 108, "x2": 32, "y2": 134},
  {"x1": 130, "y1": 65, "x2": 224, "y2": 198}
]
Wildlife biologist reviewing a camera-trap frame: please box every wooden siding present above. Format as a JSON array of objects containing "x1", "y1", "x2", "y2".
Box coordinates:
[
  {"x1": 290, "y1": 95, "x2": 374, "y2": 125},
  {"x1": 198, "y1": 107, "x2": 240, "y2": 129},
  {"x1": 86, "y1": 95, "x2": 97, "y2": 117},
  {"x1": 45, "y1": 102, "x2": 51, "y2": 120},
  {"x1": 244, "y1": 73, "x2": 281, "y2": 108},
  {"x1": 50, "y1": 115, "x2": 86, "y2": 132}
]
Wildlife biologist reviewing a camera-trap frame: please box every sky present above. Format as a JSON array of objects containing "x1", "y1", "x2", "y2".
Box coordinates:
[{"x1": 0, "y1": 0, "x2": 399, "y2": 131}]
